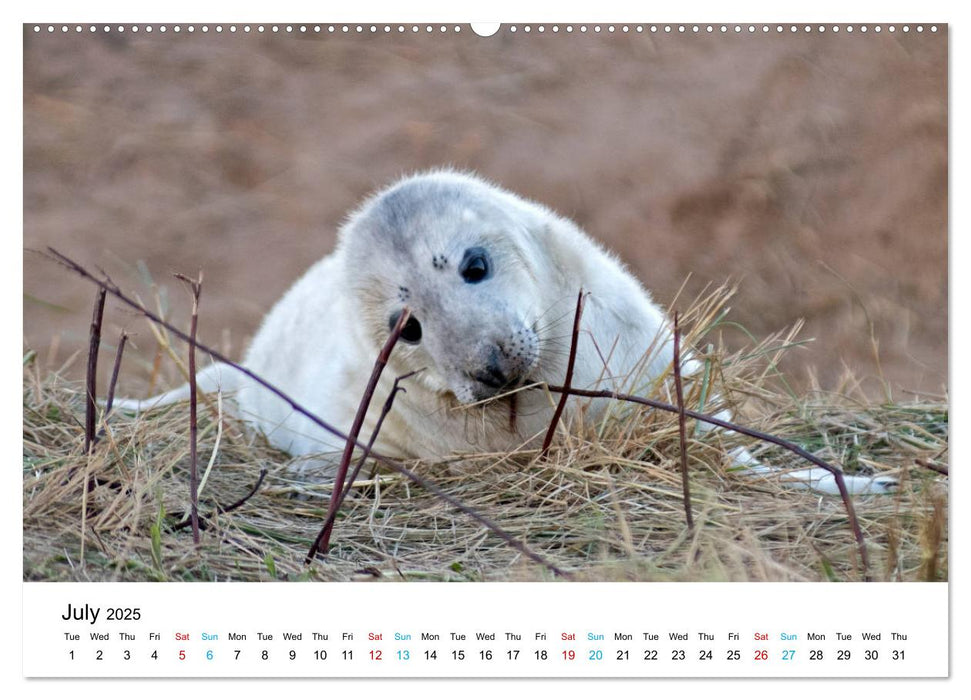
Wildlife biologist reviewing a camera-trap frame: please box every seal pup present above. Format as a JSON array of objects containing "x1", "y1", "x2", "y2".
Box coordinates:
[{"x1": 113, "y1": 170, "x2": 896, "y2": 495}]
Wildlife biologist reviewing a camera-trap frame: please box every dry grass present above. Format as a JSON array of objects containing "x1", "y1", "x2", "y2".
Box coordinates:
[{"x1": 22, "y1": 289, "x2": 948, "y2": 583}]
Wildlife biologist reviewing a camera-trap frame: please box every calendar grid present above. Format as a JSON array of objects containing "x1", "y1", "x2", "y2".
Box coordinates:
[{"x1": 23, "y1": 582, "x2": 948, "y2": 678}]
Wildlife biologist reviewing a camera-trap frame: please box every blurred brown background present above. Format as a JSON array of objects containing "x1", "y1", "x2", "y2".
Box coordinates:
[{"x1": 23, "y1": 26, "x2": 947, "y2": 398}]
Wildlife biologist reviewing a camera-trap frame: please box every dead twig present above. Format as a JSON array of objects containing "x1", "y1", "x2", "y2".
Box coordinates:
[
  {"x1": 171, "y1": 467, "x2": 269, "y2": 532},
  {"x1": 175, "y1": 272, "x2": 203, "y2": 545},
  {"x1": 103, "y1": 331, "x2": 128, "y2": 417},
  {"x1": 308, "y1": 311, "x2": 412, "y2": 562},
  {"x1": 84, "y1": 289, "x2": 106, "y2": 452},
  {"x1": 217, "y1": 467, "x2": 269, "y2": 514},
  {"x1": 92, "y1": 330, "x2": 129, "y2": 448},
  {"x1": 540, "y1": 289, "x2": 584, "y2": 458},
  {"x1": 672, "y1": 312, "x2": 694, "y2": 530},
  {"x1": 307, "y1": 370, "x2": 421, "y2": 564},
  {"x1": 916, "y1": 458, "x2": 948, "y2": 476}
]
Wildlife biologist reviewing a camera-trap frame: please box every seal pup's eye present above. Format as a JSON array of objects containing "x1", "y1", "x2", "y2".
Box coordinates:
[
  {"x1": 459, "y1": 247, "x2": 492, "y2": 284},
  {"x1": 389, "y1": 310, "x2": 422, "y2": 344}
]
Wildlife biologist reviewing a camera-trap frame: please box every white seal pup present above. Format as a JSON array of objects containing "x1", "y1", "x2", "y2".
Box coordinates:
[{"x1": 113, "y1": 170, "x2": 896, "y2": 495}]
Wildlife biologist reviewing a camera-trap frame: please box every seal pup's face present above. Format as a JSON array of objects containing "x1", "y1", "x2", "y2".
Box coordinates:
[{"x1": 341, "y1": 172, "x2": 557, "y2": 405}]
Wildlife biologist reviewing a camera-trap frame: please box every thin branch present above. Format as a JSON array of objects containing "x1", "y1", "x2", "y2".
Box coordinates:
[
  {"x1": 175, "y1": 272, "x2": 203, "y2": 546},
  {"x1": 916, "y1": 458, "x2": 948, "y2": 476},
  {"x1": 308, "y1": 311, "x2": 412, "y2": 562},
  {"x1": 84, "y1": 288, "x2": 107, "y2": 453},
  {"x1": 171, "y1": 467, "x2": 269, "y2": 532},
  {"x1": 103, "y1": 331, "x2": 128, "y2": 417},
  {"x1": 92, "y1": 330, "x2": 128, "y2": 447},
  {"x1": 540, "y1": 289, "x2": 585, "y2": 458},
  {"x1": 672, "y1": 312, "x2": 694, "y2": 530},
  {"x1": 307, "y1": 370, "x2": 420, "y2": 564},
  {"x1": 545, "y1": 383, "x2": 870, "y2": 578},
  {"x1": 46, "y1": 249, "x2": 569, "y2": 579},
  {"x1": 217, "y1": 467, "x2": 269, "y2": 514}
]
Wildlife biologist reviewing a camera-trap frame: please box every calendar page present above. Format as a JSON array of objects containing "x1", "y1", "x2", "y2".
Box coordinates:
[{"x1": 19, "y1": 2, "x2": 951, "y2": 687}]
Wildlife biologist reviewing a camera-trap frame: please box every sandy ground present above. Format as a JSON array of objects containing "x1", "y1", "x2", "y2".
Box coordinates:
[{"x1": 23, "y1": 26, "x2": 947, "y2": 398}]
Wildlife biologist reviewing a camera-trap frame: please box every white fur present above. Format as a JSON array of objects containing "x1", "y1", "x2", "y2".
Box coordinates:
[{"x1": 113, "y1": 171, "x2": 896, "y2": 496}]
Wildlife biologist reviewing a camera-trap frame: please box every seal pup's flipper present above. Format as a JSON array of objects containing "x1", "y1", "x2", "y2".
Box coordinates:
[{"x1": 726, "y1": 443, "x2": 898, "y2": 495}]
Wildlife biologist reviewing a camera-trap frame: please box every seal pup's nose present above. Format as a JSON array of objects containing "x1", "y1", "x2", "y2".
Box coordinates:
[
  {"x1": 470, "y1": 343, "x2": 522, "y2": 393},
  {"x1": 474, "y1": 362, "x2": 510, "y2": 389}
]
